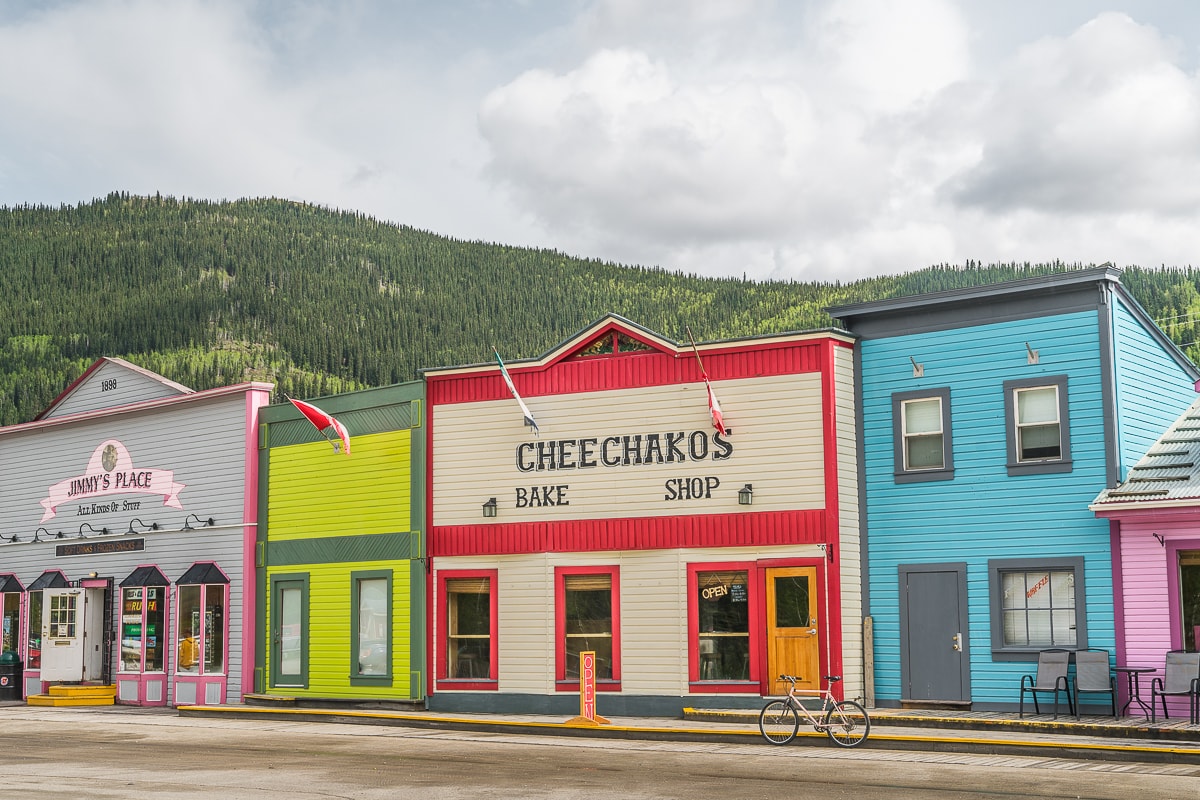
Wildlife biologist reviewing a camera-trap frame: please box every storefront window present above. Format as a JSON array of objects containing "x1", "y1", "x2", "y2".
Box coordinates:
[
  {"x1": 26, "y1": 592, "x2": 42, "y2": 669},
  {"x1": 557, "y1": 567, "x2": 620, "y2": 682},
  {"x1": 176, "y1": 582, "x2": 227, "y2": 675},
  {"x1": 446, "y1": 577, "x2": 491, "y2": 679},
  {"x1": 121, "y1": 586, "x2": 165, "y2": 672},
  {"x1": 696, "y1": 570, "x2": 750, "y2": 681},
  {"x1": 120, "y1": 567, "x2": 169, "y2": 673},
  {"x1": 1181, "y1": 550, "x2": 1200, "y2": 652},
  {"x1": 175, "y1": 563, "x2": 229, "y2": 676},
  {"x1": 1, "y1": 592, "x2": 20, "y2": 653}
]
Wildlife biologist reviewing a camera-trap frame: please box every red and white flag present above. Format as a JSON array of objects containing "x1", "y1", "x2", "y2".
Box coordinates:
[
  {"x1": 705, "y1": 377, "x2": 728, "y2": 437},
  {"x1": 687, "y1": 327, "x2": 728, "y2": 437},
  {"x1": 289, "y1": 397, "x2": 351, "y2": 455}
]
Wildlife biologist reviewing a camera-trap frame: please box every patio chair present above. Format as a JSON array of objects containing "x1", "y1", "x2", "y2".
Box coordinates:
[
  {"x1": 1019, "y1": 648, "x2": 1074, "y2": 719},
  {"x1": 1150, "y1": 650, "x2": 1200, "y2": 724},
  {"x1": 1072, "y1": 648, "x2": 1116, "y2": 719}
]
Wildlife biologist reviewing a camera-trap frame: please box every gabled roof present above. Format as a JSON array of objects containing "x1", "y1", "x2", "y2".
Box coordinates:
[
  {"x1": 826, "y1": 265, "x2": 1200, "y2": 383},
  {"x1": 422, "y1": 313, "x2": 851, "y2": 377},
  {"x1": 1092, "y1": 397, "x2": 1200, "y2": 511},
  {"x1": 36, "y1": 357, "x2": 193, "y2": 420}
]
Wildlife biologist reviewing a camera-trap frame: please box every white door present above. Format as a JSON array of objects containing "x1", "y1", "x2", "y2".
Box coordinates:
[
  {"x1": 40, "y1": 588, "x2": 84, "y2": 681},
  {"x1": 82, "y1": 588, "x2": 107, "y2": 682}
]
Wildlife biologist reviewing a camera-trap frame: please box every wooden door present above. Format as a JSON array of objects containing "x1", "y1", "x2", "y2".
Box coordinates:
[{"x1": 766, "y1": 567, "x2": 819, "y2": 695}]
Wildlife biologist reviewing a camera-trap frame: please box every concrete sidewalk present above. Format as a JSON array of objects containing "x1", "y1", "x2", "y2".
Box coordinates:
[{"x1": 175, "y1": 701, "x2": 1200, "y2": 765}]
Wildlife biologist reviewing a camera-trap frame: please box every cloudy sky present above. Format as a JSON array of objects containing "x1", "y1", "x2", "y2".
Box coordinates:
[{"x1": 1, "y1": 0, "x2": 1198, "y2": 282}]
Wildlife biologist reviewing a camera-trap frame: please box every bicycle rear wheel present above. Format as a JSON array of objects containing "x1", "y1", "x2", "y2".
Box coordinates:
[
  {"x1": 759, "y1": 700, "x2": 800, "y2": 744},
  {"x1": 823, "y1": 700, "x2": 870, "y2": 747}
]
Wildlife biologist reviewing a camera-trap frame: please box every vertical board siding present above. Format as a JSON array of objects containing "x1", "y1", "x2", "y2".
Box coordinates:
[
  {"x1": 861, "y1": 311, "x2": 1116, "y2": 704},
  {"x1": 1112, "y1": 297, "x2": 1200, "y2": 474},
  {"x1": 428, "y1": 341, "x2": 825, "y2": 406},
  {"x1": 431, "y1": 510, "x2": 827, "y2": 556}
]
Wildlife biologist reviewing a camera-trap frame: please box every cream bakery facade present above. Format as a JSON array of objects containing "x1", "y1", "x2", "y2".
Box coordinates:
[{"x1": 424, "y1": 316, "x2": 863, "y2": 716}]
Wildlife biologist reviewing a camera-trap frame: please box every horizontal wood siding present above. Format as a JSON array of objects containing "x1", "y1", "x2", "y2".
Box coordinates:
[
  {"x1": 835, "y1": 345, "x2": 864, "y2": 698},
  {"x1": 1116, "y1": 520, "x2": 1199, "y2": 718},
  {"x1": 432, "y1": 374, "x2": 825, "y2": 526},
  {"x1": 860, "y1": 311, "x2": 1115, "y2": 704},
  {"x1": 267, "y1": 430, "x2": 412, "y2": 540},
  {"x1": 46, "y1": 360, "x2": 185, "y2": 419},
  {"x1": 433, "y1": 545, "x2": 835, "y2": 697},
  {"x1": 1112, "y1": 296, "x2": 1199, "y2": 474},
  {"x1": 266, "y1": 560, "x2": 413, "y2": 698}
]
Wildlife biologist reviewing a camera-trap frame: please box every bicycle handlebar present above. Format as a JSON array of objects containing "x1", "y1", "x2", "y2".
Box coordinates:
[{"x1": 777, "y1": 674, "x2": 843, "y2": 683}]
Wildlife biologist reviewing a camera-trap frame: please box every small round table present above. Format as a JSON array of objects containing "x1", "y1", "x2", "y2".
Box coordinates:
[{"x1": 1115, "y1": 666, "x2": 1156, "y2": 718}]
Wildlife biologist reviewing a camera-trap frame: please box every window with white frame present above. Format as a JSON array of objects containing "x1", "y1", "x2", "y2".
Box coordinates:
[
  {"x1": 1004, "y1": 376, "x2": 1071, "y2": 475},
  {"x1": 892, "y1": 388, "x2": 953, "y2": 482},
  {"x1": 989, "y1": 557, "x2": 1086, "y2": 656}
]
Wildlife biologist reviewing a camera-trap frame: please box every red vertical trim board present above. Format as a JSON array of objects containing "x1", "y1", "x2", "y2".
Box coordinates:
[
  {"x1": 430, "y1": 509, "x2": 829, "y2": 557},
  {"x1": 820, "y1": 339, "x2": 844, "y2": 694}
]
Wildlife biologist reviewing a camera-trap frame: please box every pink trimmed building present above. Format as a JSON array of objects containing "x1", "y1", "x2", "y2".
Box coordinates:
[{"x1": 1092, "y1": 397, "x2": 1200, "y2": 719}]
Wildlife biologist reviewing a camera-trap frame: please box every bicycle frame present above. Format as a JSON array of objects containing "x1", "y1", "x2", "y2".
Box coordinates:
[{"x1": 759, "y1": 674, "x2": 871, "y2": 747}]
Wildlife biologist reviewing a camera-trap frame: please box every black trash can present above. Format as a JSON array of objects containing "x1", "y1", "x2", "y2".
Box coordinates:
[{"x1": 0, "y1": 651, "x2": 22, "y2": 701}]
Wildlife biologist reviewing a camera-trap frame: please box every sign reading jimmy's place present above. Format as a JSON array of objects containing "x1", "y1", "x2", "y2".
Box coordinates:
[
  {"x1": 40, "y1": 439, "x2": 186, "y2": 522},
  {"x1": 433, "y1": 373, "x2": 826, "y2": 525}
]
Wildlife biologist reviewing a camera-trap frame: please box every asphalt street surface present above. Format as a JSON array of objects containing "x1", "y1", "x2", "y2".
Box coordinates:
[{"x1": 0, "y1": 706, "x2": 1196, "y2": 799}]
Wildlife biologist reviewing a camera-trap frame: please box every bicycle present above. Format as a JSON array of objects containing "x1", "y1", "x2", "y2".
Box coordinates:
[{"x1": 758, "y1": 674, "x2": 871, "y2": 747}]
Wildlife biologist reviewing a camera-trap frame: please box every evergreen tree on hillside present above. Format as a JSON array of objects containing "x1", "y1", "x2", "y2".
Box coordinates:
[{"x1": 1, "y1": 193, "x2": 1196, "y2": 425}]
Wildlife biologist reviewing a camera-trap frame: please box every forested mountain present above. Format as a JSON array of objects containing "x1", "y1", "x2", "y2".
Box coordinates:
[{"x1": 2, "y1": 192, "x2": 1199, "y2": 426}]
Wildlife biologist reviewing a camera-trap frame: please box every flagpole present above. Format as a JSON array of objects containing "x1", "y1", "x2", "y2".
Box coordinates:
[{"x1": 685, "y1": 326, "x2": 708, "y2": 378}]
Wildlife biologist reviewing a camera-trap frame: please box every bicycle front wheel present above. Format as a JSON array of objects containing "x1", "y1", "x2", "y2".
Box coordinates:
[
  {"x1": 759, "y1": 700, "x2": 800, "y2": 745},
  {"x1": 823, "y1": 700, "x2": 870, "y2": 747}
]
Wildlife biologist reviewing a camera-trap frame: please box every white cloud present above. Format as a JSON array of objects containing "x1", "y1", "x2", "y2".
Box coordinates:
[
  {"x1": 2, "y1": 1, "x2": 1200, "y2": 282},
  {"x1": 945, "y1": 12, "x2": 1200, "y2": 217}
]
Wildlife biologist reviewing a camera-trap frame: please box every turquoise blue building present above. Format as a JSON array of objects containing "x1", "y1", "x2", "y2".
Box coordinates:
[{"x1": 829, "y1": 267, "x2": 1199, "y2": 710}]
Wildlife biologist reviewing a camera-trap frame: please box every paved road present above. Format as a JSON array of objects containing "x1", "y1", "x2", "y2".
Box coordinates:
[{"x1": 0, "y1": 707, "x2": 1197, "y2": 799}]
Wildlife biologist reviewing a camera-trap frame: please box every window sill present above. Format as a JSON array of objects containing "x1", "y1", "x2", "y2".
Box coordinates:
[
  {"x1": 894, "y1": 467, "x2": 955, "y2": 484},
  {"x1": 991, "y1": 647, "x2": 1082, "y2": 662},
  {"x1": 1007, "y1": 459, "x2": 1072, "y2": 477},
  {"x1": 350, "y1": 675, "x2": 394, "y2": 687}
]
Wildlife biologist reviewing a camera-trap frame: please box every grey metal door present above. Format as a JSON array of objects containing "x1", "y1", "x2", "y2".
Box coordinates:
[{"x1": 900, "y1": 564, "x2": 969, "y2": 703}]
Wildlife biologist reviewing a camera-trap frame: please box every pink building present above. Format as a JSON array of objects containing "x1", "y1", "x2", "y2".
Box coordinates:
[{"x1": 1092, "y1": 397, "x2": 1200, "y2": 720}]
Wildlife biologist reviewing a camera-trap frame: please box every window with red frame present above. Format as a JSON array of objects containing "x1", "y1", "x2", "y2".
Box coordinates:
[
  {"x1": 696, "y1": 569, "x2": 750, "y2": 681},
  {"x1": 441, "y1": 573, "x2": 496, "y2": 682},
  {"x1": 558, "y1": 568, "x2": 619, "y2": 682}
]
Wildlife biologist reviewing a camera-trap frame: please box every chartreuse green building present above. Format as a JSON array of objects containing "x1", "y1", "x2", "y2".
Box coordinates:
[{"x1": 254, "y1": 382, "x2": 425, "y2": 704}]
